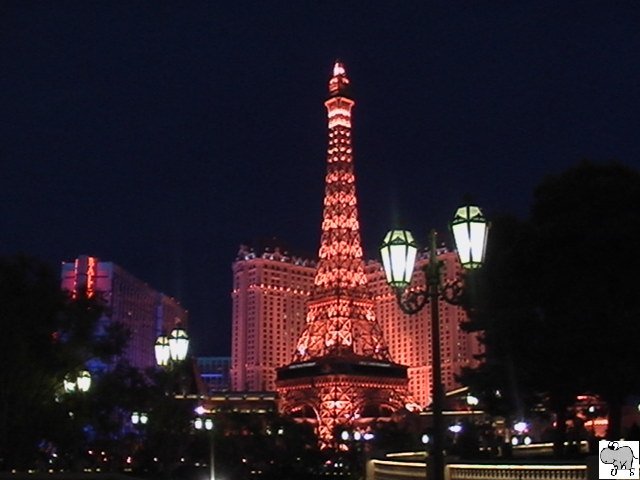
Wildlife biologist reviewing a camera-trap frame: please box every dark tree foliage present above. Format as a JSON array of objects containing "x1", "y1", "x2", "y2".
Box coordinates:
[
  {"x1": 0, "y1": 256, "x2": 68, "y2": 468},
  {"x1": 529, "y1": 161, "x2": 640, "y2": 439},
  {"x1": 0, "y1": 255, "x2": 132, "y2": 469},
  {"x1": 461, "y1": 161, "x2": 640, "y2": 450},
  {"x1": 460, "y1": 215, "x2": 541, "y2": 420},
  {"x1": 0, "y1": 256, "x2": 99, "y2": 467}
]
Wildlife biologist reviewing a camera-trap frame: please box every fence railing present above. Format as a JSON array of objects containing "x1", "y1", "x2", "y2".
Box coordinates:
[{"x1": 366, "y1": 460, "x2": 589, "y2": 480}]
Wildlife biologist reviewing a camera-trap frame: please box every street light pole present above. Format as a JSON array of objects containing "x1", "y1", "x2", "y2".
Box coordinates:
[
  {"x1": 208, "y1": 430, "x2": 215, "y2": 480},
  {"x1": 426, "y1": 230, "x2": 445, "y2": 480},
  {"x1": 195, "y1": 417, "x2": 215, "y2": 480},
  {"x1": 380, "y1": 202, "x2": 489, "y2": 480}
]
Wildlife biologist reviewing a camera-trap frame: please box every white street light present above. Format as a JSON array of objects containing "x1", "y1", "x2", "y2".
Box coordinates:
[
  {"x1": 194, "y1": 417, "x2": 216, "y2": 480},
  {"x1": 64, "y1": 370, "x2": 91, "y2": 393},
  {"x1": 380, "y1": 230, "x2": 418, "y2": 289},
  {"x1": 449, "y1": 424, "x2": 463, "y2": 434},
  {"x1": 466, "y1": 394, "x2": 479, "y2": 407},
  {"x1": 514, "y1": 421, "x2": 528, "y2": 434},
  {"x1": 169, "y1": 327, "x2": 189, "y2": 362},
  {"x1": 451, "y1": 204, "x2": 489, "y2": 269},
  {"x1": 63, "y1": 374, "x2": 77, "y2": 393},
  {"x1": 76, "y1": 370, "x2": 91, "y2": 392},
  {"x1": 155, "y1": 335, "x2": 171, "y2": 366},
  {"x1": 131, "y1": 411, "x2": 148, "y2": 425}
]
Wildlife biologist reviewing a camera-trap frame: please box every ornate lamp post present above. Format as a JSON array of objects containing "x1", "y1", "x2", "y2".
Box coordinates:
[
  {"x1": 194, "y1": 416, "x2": 215, "y2": 480},
  {"x1": 380, "y1": 202, "x2": 489, "y2": 480}
]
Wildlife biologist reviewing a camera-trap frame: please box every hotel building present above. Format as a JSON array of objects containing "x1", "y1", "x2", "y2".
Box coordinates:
[
  {"x1": 61, "y1": 254, "x2": 188, "y2": 371},
  {"x1": 231, "y1": 245, "x2": 483, "y2": 407}
]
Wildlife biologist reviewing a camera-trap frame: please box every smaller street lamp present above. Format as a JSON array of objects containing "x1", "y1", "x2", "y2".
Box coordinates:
[
  {"x1": 64, "y1": 370, "x2": 92, "y2": 393},
  {"x1": 194, "y1": 416, "x2": 215, "y2": 480},
  {"x1": 131, "y1": 411, "x2": 149, "y2": 425},
  {"x1": 466, "y1": 394, "x2": 479, "y2": 408}
]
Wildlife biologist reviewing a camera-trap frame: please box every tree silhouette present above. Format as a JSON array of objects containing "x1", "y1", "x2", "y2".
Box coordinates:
[{"x1": 461, "y1": 161, "x2": 640, "y2": 453}]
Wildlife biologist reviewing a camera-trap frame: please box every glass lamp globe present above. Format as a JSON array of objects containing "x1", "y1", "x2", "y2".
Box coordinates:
[
  {"x1": 451, "y1": 204, "x2": 489, "y2": 269},
  {"x1": 76, "y1": 370, "x2": 92, "y2": 393},
  {"x1": 380, "y1": 229, "x2": 418, "y2": 289},
  {"x1": 63, "y1": 374, "x2": 77, "y2": 393},
  {"x1": 169, "y1": 327, "x2": 189, "y2": 361},
  {"x1": 155, "y1": 335, "x2": 171, "y2": 366}
]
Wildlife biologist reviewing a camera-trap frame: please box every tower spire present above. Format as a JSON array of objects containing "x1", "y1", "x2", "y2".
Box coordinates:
[
  {"x1": 328, "y1": 60, "x2": 351, "y2": 97},
  {"x1": 293, "y1": 62, "x2": 389, "y2": 361}
]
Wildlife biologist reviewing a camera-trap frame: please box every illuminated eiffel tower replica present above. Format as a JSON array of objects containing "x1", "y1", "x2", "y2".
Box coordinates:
[{"x1": 276, "y1": 62, "x2": 411, "y2": 449}]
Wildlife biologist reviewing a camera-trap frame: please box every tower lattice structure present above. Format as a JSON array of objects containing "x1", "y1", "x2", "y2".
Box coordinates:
[
  {"x1": 293, "y1": 61, "x2": 389, "y2": 362},
  {"x1": 277, "y1": 62, "x2": 411, "y2": 449}
]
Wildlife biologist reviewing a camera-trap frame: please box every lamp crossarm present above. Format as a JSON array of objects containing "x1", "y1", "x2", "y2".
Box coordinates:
[
  {"x1": 395, "y1": 286, "x2": 430, "y2": 315},
  {"x1": 440, "y1": 277, "x2": 465, "y2": 306},
  {"x1": 395, "y1": 265, "x2": 466, "y2": 313}
]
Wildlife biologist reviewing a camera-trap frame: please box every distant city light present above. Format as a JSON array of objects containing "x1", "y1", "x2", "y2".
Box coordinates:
[
  {"x1": 514, "y1": 421, "x2": 528, "y2": 433},
  {"x1": 466, "y1": 394, "x2": 479, "y2": 406}
]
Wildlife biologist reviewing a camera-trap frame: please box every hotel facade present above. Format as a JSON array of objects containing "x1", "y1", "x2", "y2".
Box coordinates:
[
  {"x1": 230, "y1": 245, "x2": 483, "y2": 407},
  {"x1": 61, "y1": 254, "x2": 188, "y2": 371}
]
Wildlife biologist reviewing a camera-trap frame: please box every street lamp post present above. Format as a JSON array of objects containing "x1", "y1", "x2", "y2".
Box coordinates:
[
  {"x1": 194, "y1": 417, "x2": 215, "y2": 480},
  {"x1": 63, "y1": 370, "x2": 92, "y2": 393},
  {"x1": 155, "y1": 326, "x2": 190, "y2": 367},
  {"x1": 380, "y1": 203, "x2": 489, "y2": 480},
  {"x1": 131, "y1": 411, "x2": 149, "y2": 426}
]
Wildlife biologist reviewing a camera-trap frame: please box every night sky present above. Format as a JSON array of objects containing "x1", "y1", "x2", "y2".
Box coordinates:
[{"x1": 2, "y1": 2, "x2": 640, "y2": 356}]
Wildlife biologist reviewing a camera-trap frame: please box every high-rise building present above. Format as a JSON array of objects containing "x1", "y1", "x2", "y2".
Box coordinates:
[
  {"x1": 61, "y1": 255, "x2": 188, "y2": 371},
  {"x1": 230, "y1": 244, "x2": 316, "y2": 391},
  {"x1": 276, "y1": 62, "x2": 411, "y2": 448}
]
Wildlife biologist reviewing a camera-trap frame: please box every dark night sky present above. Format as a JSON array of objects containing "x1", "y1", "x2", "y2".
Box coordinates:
[{"x1": 2, "y1": 2, "x2": 640, "y2": 356}]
